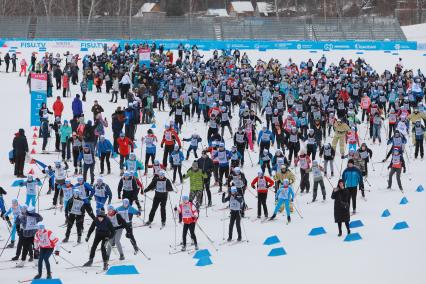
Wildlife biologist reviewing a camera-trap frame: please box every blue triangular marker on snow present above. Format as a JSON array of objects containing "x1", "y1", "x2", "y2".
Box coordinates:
[
  {"x1": 268, "y1": 247, "x2": 287, "y2": 257},
  {"x1": 308, "y1": 227, "x2": 327, "y2": 236},
  {"x1": 416, "y1": 185, "x2": 424, "y2": 192},
  {"x1": 393, "y1": 221, "x2": 409, "y2": 230},
  {"x1": 344, "y1": 233, "x2": 362, "y2": 242},
  {"x1": 151, "y1": 124, "x2": 156, "y2": 128},
  {"x1": 106, "y1": 265, "x2": 139, "y2": 275},
  {"x1": 193, "y1": 249, "x2": 211, "y2": 259},
  {"x1": 32, "y1": 279, "x2": 63, "y2": 284},
  {"x1": 400, "y1": 197, "x2": 408, "y2": 205},
  {"x1": 349, "y1": 220, "x2": 364, "y2": 229},
  {"x1": 381, "y1": 209, "x2": 391, "y2": 217},
  {"x1": 195, "y1": 256, "x2": 213, "y2": 266},
  {"x1": 263, "y1": 235, "x2": 280, "y2": 245},
  {"x1": 11, "y1": 179, "x2": 24, "y2": 187}
]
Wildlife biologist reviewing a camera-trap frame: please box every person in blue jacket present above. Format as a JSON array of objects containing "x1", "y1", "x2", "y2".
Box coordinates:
[
  {"x1": 183, "y1": 134, "x2": 202, "y2": 160},
  {"x1": 269, "y1": 179, "x2": 294, "y2": 223},
  {"x1": 342, "y1": 159, "x2": 364, "y2": 215},
  {"x1": 92, "y1": 177, "x2": 112, "y2": 210},
  {"x1": 257, "y1": 125, "x2": 275, "y2": 163},
  {"x1": 115, "y1": 198, "x2": 140, "y2": 254},
  {"x1": 3, "y1": 198, "x2": 23, "y2": 248},
  {"x1": 170, "y1": 145, "x2": 184, "y2": 184},
  {"x1": 213, "y1": 142, "x2": 232, "y2": 193},
  {"x1": 73, "y1": 176, "x2": 95, "y2": 203},
  {"x1": 124, "y1": 152, "x2": 144, "y2": 178},
  {"x1": 97, "y1": 135, "x2": 114, "y2": 175},
  {"x1": 72, "y1": 94, "x2": 83, "y2": 118}
]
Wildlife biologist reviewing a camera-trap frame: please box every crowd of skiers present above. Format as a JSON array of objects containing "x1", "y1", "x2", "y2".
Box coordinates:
[{"x1": 2, "y1": 41, "x2": 426, "y2": 280}]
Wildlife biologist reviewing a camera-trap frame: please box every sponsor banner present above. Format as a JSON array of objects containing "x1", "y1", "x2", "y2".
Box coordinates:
[
  {"x1": 0, "y1": 39, "x2": 418, "y2": 52},
  {"x1": 30, "y1": 73, "x2": 47, "y2": 127}
]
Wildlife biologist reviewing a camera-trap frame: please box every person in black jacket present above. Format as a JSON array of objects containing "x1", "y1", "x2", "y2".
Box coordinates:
[
  {"x1": 197, "y1": 150, "x2": 214, "y2": 206},
  {"x1": 143, "y1": 170, "x2": 173, "y2": 226},
  {"x1": 84, "y1": 208, "x2": 114, "y2": 271},
  {"x1": 112, "y1": 108, "x2": 125, "y2": 153},
  {"x1": 331, "y1": 179, "x2": 351, "y2": 237},
  {"x1": 63, "y1": 189, "x2": 95, "y2": 244},
  {"x1": 4, "y1": 53, "x2": 10, "y2": 72},
  {"x1": 12, "y1": 129, "x2": 29, "y2": 178}
]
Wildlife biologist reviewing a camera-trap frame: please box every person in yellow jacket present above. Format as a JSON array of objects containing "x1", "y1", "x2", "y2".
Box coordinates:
[
  {"x1": 332, "y1": 119, "x2": 350, "y2": 159},
  {"x1": 408, "y1": 108, "x2": 426, "y2": 144},
  {"x1": 273, "y1": 164, "x2": 296, "y2": 191}
]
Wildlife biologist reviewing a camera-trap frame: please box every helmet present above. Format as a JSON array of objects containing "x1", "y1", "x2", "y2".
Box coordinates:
[
  {"x1": 308, "y1": 129, "x2": 314, "y2": 135},
  {"x1": 174, "y1": 144, "x2": 180, "y2": 151},
  {"x1": 65, "y1": 179, "x2": 71, "y2": 185},
  {"x1": 313, "y1": 160, "x2": 319, "y2": 167},
  {"x1": 123, "y1": 171, "x2": 131, "y2": 178},
  {"x1": 283, "y1": 179, "x2": 289, "y2": 186},
  {"x1": 219, "y1": 142, "x2": 225, "y2": 148},
  {"x1": 107, "y1": 205, "x2": 115, "y2": 212},
  {"x1": 263, "y1": 149, "x2": 269, "y2": 154},
  {"x1": 37, "y1": 222, "x2": 45, "y2": 231},
  {"x1": 230, "y1": 186, "x2": 237, "y2": 194},
  {"x1": 257, "y1": 171, "x2": 263, "y2": 177},
  {"x1": 129, "y1": 152, "x2": 136, "y2": 160},
  {"x1": 97, "y1": 177, "x2": 103, "y2": 184},
  {"x1": 154, "y1": 160, "x2": 159, "y2": 165},
  {"x1": 73, "y1": 189, "x2": 80, "y2": 197},
  {"x1": 27, "y1": 175, "x2": 33, "y2": 182},
  {"x1": 122, "y1": 198, "x2": 130, "y2": 207},
  {"x1": 182, "y1": 195, "x2": 189, "y2": 202},
  {"x1": 159, "y1": 170, "x2": 166, "y2": 177},
  {"x1": 77, "y1": 176, "x2": 84, "y2": 183},
  {"x1": 234, "y1": 167, "x2": 241, "y2": 174}
]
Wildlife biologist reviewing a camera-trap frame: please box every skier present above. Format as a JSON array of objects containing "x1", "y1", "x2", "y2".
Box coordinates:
[
  {"x1": 3, "y1": 198, "x2": 22, "y2": 248},
  {"x1": 84, "y1": 208, "x2": 115, "y2": 271},
  {"x1": 183, "y1": 161, "x2": 207, "y2": 208},
  {"x1": 295, "y1": 149, "x2": 311, "y2": 194},
  {"x1": 387, "y1": 148, "x2": 406, "y2": 191},
  {"x1": 412, "y1": 120, "x2": 425, "y2": 159},
  {"x1": 106, "y1": 204, "x2": 130, "y2": 260},
  {"x1": 15, "y1": 205, "x2": 43, "y2": 267},
  {"x1": 169, "y1": 145, "x2": 184, "y2": 184},
  {"x1": 342, "y1": 159, "x2": 364, "y2": 214},
  {"x1": 93, "y1": 177, "x2": 112, "y2": 210},
  {"x1": 320, "y1": 143, "x2": 335, "y2": 176},
  {"x1": 332, "y1": 119, "x2": 350, "y2": 159},
  {"x1": 141, "y1": 129, "x2": 158, "y2": 175},
  {"x1": 213, "y1": 142, "x2": 231, "y2": 193},
  {"x1": 115, "y1": 198, "x2": 141, "y2": 254},
  {"x1": 78, "y1": 145, "x2": 95, "y2": 185},
  {"x1": 183, "y1": 134, "x2": 202, "y2": 159},
  {"x1": 63, "y1": 189, "x2": 94, "y2": 243},
  {"x1": 222, "y1": 186, "x2": 243, "y2": 242},
  {"x1": 269, "y1": 179, "x2": 295, "y2": 223},
  {"x1": 33, "y1": 222, "x2": 60, "y2": 280},
  {"x1": 177, "y1": 195, "x2": 199, "y2": 251},
  {"x1": 310, "y1": 160, "x2": 326, "y2": 202},
  {"x1": 144, "y1": 170, "x2": 174, "y2": 227},
  {"x1": 197, "y1": 150, "x2": 214, "y2": 206},
  {"x1": 21, "y1": 175, "x2": 40, "y2": 207},
  {"x1": 161, "y1": 124, "x2": 182, "y2": 168},
  {"x1": 117, "y1": 171, "x2": 139, "y2": 206},
  {"x1": 97, "y1": 135, "x2": 113, "y2": 175},
  {"x1": 124, "y1": 152, "x2": 144, "y2": 177},
  {"x1": 250, "y1": 171, "x2": 274, "y2": 219}
]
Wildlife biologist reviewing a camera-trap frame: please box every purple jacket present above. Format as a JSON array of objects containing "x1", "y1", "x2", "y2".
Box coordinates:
[{"x1": 72, "y1": 98, "x2": 83, "y2": 116}]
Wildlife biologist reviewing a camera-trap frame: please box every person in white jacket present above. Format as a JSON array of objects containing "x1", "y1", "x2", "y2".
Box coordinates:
[{"x1": 119, "y1": 72, "x2": 132, "y2": 99}]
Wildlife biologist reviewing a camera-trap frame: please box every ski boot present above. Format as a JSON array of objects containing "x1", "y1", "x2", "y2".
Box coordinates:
[
  {"x1": 119, "y1": 254, "x2": 125, "y2": 261},
  {"x1": 83, "y1": 259, "x2": 93, "y2": 267},
  {"x1": 269, "y1": 214, "x2": 276, "y2": 220},
  {"x1": 103, "y1": 262, "x2": 109, "y2": 271},
  {"x1": 62, "y1": 237, "x2": 69, "y2": 243},
  {"x1": 7, "y1": 241, "x2": 15, "y2": 248},
  {"x1": 33, "y1": 274, "x2": 41, "y2": 280},
  {"x1": 287, "y1": 216, "x2": 291, "y2": 223},
  {"x1": 77, "y1": 236, "x2": 81, "y2": 243},
  {"x1": 29, "y1": 255, "x2": 33, "y2": 262},
  {"x1": 46, "y1": 273, "x2": 52, "y2": 279},
  {"x1": 11, "y1": 255, "x2": 19, "y2": 261},
  {"x1": 194, "y1": 244, "x2": 199, "y2": 250},
  {"x1": 181, "y1": 245, "x2": 186, "y2": 252},
  {"x1": 237, "y1": 236, "x2": 242, "y2": 242}
]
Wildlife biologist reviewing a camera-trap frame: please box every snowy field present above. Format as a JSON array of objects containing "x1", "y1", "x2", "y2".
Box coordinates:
[{"x1": 0, "y1": 47, "x2": 426, "y2": 284}]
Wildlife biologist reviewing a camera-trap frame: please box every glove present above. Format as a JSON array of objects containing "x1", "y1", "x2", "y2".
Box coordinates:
[
  {"x1": 174, "y1": 206, "x2": 177, "y2": 211},
  {"x1": 160, "y1": 144, "x2": 164, "y2": 148},
  {"x1": 118, "y1": 195, "x2": 121, "y2": 199},
  {"x1": 222, "y1": 192, "x2": 225, "y2": 198},
  {"x1": 54, "y1": 250, "x2": 60, "y2": 256},
  {"x1": 36, "y1": 178, "x2": 41, "y2": 182},
  {"x1": 85, "y1": 237, "x2": 89, "y2": 242},
  {"x1": 382, "y1": 159, "x2": 386, "y2": 163},
  {"x1": 251, "y1": 186, "x2": 255, "y2": 189},
  {"x1": 125, "y1": 232, "x2": 131, "y2": 238},
  {"x1": 403, "y1": 168, "x2": 406, "y2": 173}
]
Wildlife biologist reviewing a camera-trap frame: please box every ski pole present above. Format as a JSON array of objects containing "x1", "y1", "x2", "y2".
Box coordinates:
[
  {"x1": 37, "y1": 175, "x2": 48, "y2": 213},
  {"x1": 57, "y1": 254, "x2": 88, "y2": 274},
  {"x1": 130, "y1": 238, "x2": 152, "y2": 260},
  {"x1": 0, "y1": 230, "x2": 13, "y2": 257},
  {"x1": 222, "y1": 209, "x2": 226, "y2": 240},
  {"x1": 292, "y1": 201, "x2": 303, "y2": 219},
  {"x1": 60, "y1": 246, "x2": 72, "y2": 254},
  {"x1": 196, "y1": 222, "x2": 218, "y2": 251},
  {"x1": 168, "y1": 197, "x2": 177, "y2": 249},
  {"x1": 52, "y1": 254, "x2": 59, "y2": 264},
  {"x1": 238, "y1": 212, "x2": 249, "y2": 242}
]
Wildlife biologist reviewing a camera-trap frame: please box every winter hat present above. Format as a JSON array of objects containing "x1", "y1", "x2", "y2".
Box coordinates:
[
  {"x1": 97, "y1": 208, "x2": 106, "y2": 217},
  {"x1": 348, "y1": 159, "x2": 354, "y2": 165}
]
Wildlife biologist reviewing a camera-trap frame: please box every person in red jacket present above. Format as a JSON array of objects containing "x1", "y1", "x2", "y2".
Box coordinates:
[
  {"x1": 176, "y1": 195, "x2": 198, "y2": 251},
  {"x1": 251, "y1": 171, "x2": 274, "y2": 219},
  {"x1": 117, "y1": 133, "x2": 134, "y2": 174},
  {"x1": 62, "y1": 73, "x2": 70, "y2": 97},
  {"x1": 52, "y1": 96, "x2": 64, "y2": 118},
  {"x1": 161, "y1": 124, "x2": 181, "y2": 167},
  {"x1": 33, "y1": 222, "x2": 60, "y2": 280}
]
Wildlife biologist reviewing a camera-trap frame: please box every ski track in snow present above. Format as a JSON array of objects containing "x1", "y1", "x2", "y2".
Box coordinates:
[{"x1": 0, "y1": 48, "x2": 426, "y2": 284}]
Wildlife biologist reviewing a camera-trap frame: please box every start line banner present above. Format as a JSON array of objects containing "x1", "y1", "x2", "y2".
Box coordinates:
[{"x1": 0, "y1": 39, "x2": 418, "y2": 52}]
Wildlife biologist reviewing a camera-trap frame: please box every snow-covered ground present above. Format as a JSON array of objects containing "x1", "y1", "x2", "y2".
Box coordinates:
[
  {"x1": 402, "y1": 23, "x2": 426, "y2": 42},
  {"x1": 0, "y1": 48, "x2": 425, "y2": 284}
]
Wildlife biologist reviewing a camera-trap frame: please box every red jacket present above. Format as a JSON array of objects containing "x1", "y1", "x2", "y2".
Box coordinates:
[
  {"x1": 177, "y1": 201, "x2": 198, "y2": 224},
  {"x1": 52, "y1": 100, "x2": 64, "y2": 117},
  {"x1": 117, "y1": 137, "x2": 134, "y2": 156},
  {"x1": 34, "y1": 229, "x2": 59, "y2": 249},
  {"x1": 161, "y1": 129, "x2": 181, "y2": 147},
  {"x1": 251, "y1": 176, "x2": 274, "y2": 193}
]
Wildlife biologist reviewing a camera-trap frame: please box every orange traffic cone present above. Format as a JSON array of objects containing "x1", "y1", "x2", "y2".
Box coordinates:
[
  {"x1": 32, "y1": 140, "x2": 37, "y2": 145},
  {"x1": 28, "y1": 168, "x2": 34, "y2": 175},
  {"x1": 33, "y1": 133, "x2": 38, "y2": 138},
  {"x1": 31, "y1": 148, "x2": 36, "y2": 154}
]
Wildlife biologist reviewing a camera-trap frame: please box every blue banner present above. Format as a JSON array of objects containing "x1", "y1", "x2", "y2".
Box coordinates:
[{"x1": 30, "y1": 73, "x2": 47, "y2": 126}]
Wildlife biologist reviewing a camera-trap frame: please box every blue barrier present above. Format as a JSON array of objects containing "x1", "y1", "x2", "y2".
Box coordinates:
[{"x1": 0, "y1": 39, "x2": 419, "y2": 51}]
